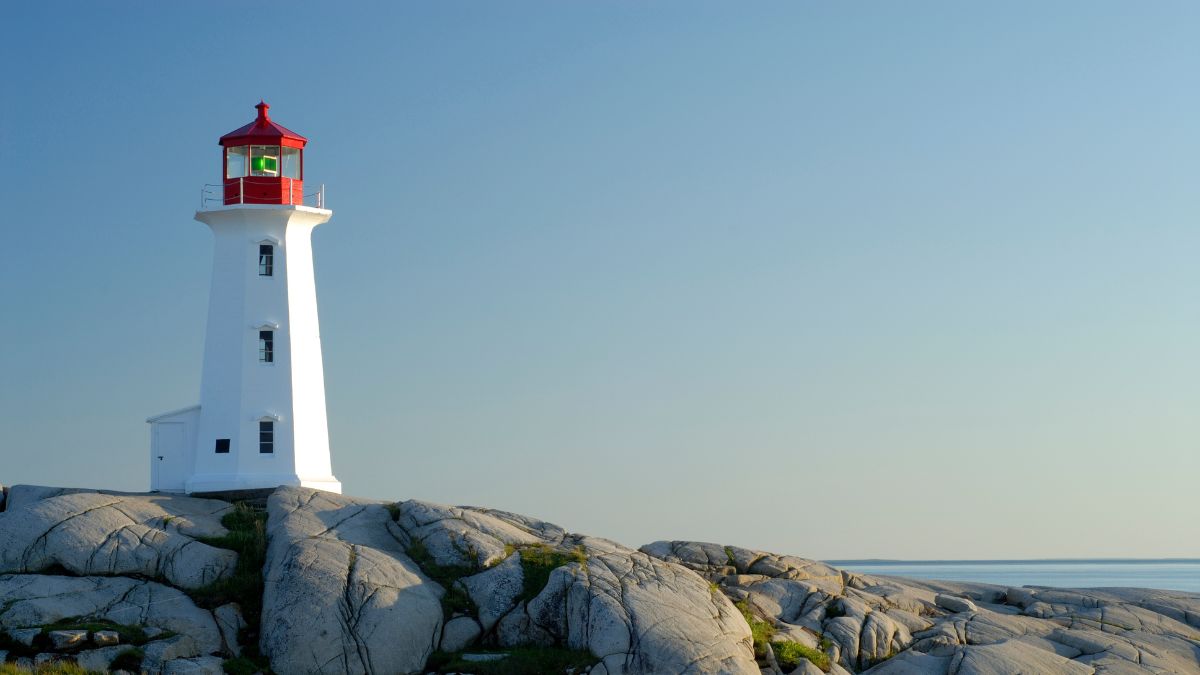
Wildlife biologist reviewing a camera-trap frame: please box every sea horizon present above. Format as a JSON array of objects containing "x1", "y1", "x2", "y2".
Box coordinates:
[{"x1": 827, "y1": 558, "x2": 1200, "y2": 593}]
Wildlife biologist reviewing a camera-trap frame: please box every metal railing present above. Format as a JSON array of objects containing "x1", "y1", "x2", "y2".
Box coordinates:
[{"x1": 200, "y1": 178, "x2": 325, "y2": 209}]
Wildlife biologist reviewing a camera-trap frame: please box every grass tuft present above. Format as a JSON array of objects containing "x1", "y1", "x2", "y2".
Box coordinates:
[
  {"x1": 772, "y1": 639, "x2": 831, "y2": 672},
  {"x1": 734, "y1": 600, "x2": 776, "y2": 659},
  {"x1": 405, "y1": 540, "x2": 478, "y2": 618},
  {"x1": 109, "y1": 647, "x2": 144, "y2": 672},
  {"x1": 188, "y1": 502, "x2": 272, "y2": 673},
  {"x1": 0, "y1": 663, "x2": 98, "y2": 674},
  {"x1": 514, "y1": 544, "x2": 588, "y2": 604}
]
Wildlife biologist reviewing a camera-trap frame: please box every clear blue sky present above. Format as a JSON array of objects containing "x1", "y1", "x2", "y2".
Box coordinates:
[{"x1": 2, "y1": 2, "x2": 1197, "y2": 559}]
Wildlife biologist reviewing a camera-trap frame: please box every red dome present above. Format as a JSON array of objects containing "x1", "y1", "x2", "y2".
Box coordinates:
[{"x1": 219, "y1": 101, "x2": 307, "y2": 149}]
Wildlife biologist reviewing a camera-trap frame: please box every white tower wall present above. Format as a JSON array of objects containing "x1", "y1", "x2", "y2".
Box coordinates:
[{"x1": 185, "y1": 204, "x2": 341, "y2": 494}]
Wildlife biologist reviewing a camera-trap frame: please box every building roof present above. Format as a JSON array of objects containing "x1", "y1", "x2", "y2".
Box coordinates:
[
  {"x1": 219, "y1": 101, "x2": 307, "y2": 147},
  {"x1": 146, "y1": 404, "x2": 200, "y2": 423}
]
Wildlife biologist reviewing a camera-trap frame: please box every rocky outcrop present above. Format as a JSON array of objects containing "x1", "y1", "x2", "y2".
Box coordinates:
[
  {"x1": 262, "y1": 487, "x2": 757, "y2": 675},
  {"x1": 1, "y1": 484, "x2": 1197, "y2": 675},
  {"x1": 259, "y1": 487, "x2": 444, "y2": 674},
  {"x1": 640, "y1": 540, "x2": 1200, "y2": 675},
  {"x1": 0, "y1": 488, "x2": 237, "y2": 589}
]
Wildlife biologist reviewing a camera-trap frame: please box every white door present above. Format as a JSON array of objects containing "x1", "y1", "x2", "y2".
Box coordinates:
[{"x1": 152, "y1": 423, "x2": 187, "y2": 492}]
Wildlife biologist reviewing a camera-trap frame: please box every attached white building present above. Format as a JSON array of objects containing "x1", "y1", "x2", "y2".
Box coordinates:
[{"x1": 148, "y1": 102, "x2": 341, "y2": 495}]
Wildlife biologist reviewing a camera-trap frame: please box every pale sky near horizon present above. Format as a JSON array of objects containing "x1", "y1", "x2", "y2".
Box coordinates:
[{"x1": 1, "y1": 2, "x2": 1197, "y2": 560}]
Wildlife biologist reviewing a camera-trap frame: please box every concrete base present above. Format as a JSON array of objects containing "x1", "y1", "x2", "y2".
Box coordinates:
[{"x1": 186, "y1": 473, "x2": 341, "y2": 495}]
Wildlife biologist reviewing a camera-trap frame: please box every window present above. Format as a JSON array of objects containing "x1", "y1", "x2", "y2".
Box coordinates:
[
  {"x1": 281, "y1": 147, "x2": 301, "y2": 179},
  {"x1": 258, "y1": 244, "x2": 273, "y2": 276},
  {"x1": 259, "y1": 330, "x2": 274, "y2": 363},
  {"x1": 215, "y1": 438, "x2": 230, "y2": 453},
  {"x1": 226, "y1": 147, "x2": 248, "y2": 179},
  {"x1": 250, "y1": 145, "x2": 280, "y2": 176},
  {"x1": 259, "y1": 421, "x2": 274, "y2": 454}
]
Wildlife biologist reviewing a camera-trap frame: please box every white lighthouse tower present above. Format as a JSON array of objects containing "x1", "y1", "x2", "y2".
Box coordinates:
[{"x1": 148, "y1": 102, "x2": 341, "y2": 495}]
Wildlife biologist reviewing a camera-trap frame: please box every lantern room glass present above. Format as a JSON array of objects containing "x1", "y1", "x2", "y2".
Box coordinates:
[
  {"x1": 250, "y1": 145, "x2": 280, "y2": 176},
  {"x1": 226, "y1": 146, "x2": 248, "y2": 179},
  {"x1": 281, "y1": 147, "x2": 301, "y2": 179}
]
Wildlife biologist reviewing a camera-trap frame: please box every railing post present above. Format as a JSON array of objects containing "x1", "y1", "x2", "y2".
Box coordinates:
[{"x1": 240, "y1": 177, "x2": 244, "y2": 205}]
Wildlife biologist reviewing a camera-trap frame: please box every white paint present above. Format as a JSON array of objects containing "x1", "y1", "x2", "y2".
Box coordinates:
[{"x1": 147, "y1": 204, "x2": 341, "y2": 494}]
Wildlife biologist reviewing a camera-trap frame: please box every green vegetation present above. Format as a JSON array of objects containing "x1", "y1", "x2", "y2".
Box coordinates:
[
  {"x1": 221, "y1": 655, "x2": 266, "y2": 675},
  {"x1": 384, "y1": 503, "x2": 401, "y2": 521},
  {"x1": 512, "y1": 544, "x2": 588, "y2": 604},
  {"x1": 724, "y1": 546, "x2": 737, "y2": 567},
  {"x1": 0, "y1": 663, "x2": 99, "y2": 675},
  {"x1": 405, "y1": 540, "x2": 478, "y2": 618},
  {"x1": 187, "y1": 502, "x2": 272, "y2": 675},
  {"x1": 109, "y1": 648, "x2": 144, "y2": 673},
  {"x1": 772, "y1": 640, "x2": 831, "y2": 672},
  {"x1": 734, "y1": 600, "x2": 775, "y2": 659},
  {"x1": 427, "y1": 648, "x2": 597, "y2": 675}
]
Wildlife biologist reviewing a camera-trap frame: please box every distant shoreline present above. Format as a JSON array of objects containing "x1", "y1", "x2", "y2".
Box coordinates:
[{"x1": 825, "y1": 558, "x2": 1200, "y2": 565}]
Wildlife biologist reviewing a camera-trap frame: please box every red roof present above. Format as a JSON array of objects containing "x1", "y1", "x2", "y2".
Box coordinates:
[{"x1": 219, "y1": 102, "x2": 307, "y2": 147}]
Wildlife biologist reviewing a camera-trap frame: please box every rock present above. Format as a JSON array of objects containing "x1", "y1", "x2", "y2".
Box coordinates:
[
  {"x1": 143, "y1": 635, "x2": 200, "y2": 673},
  {"x1": 516, "y1": 539, "x2": 759, "y2": 674},
  {"x1": 74, "y1": 645, "x2": 127, "y2": 671},
  {"x1": 0, "y1": 574, "x2": 223, "y2": 655},
  {"x1": 213, "y1": 603, "x2": 245, "y2": 657},
  {"x1": 34, "y1": 652, "x2": 61, "y2": 666},
  {"x1": 93, "y1": 629, "x2": 120, "y2": 646},
  {"x1": 461, "y1": 652, "x2": 508, "y2": 662},
  {"x1": 0, "y1": 489, "x2": 237, "y2": 589},
  {"x1": 791, "y1": 661, "x2": 826, "y2": 675},
  {"x1": 14, "y1": 657, "x2": 34, "y2": 670},
  {"x1": 934, "y1": 594, "x2": 978, "y2": 614},
  {"x1": 7, "y1": 627, "x2": 42, "y2": 647},
  {"x1": 48, "y1": 628, "x2": 88, "y2": 650},
  {"x1": 260, "y1": 487, "x2": 444, "y2": 675},
  {"x1": 395, "y1": 499, "x2": 564, "y2": 568},
  {"x1": 0, "y1": 650, "x2": 6, "y2": 663},
  {"x1": 861, "y1": 650, "x2": 952, "y2": 674},
  {"x1": 162, "y1": 655, "x2": 227, "y2": 674},
  {"x1": 947, "y1": 640, "x2": 1093, "y2": 674},
  {"x1": 459, "y1": 552, "x2": 523, "y2": 631},
  {"x1": 145, "y1": 626, "x2": 165, "y2": 638},
  {"x1": 440, "y1": 616, "x2": 481, "y2": 652}
]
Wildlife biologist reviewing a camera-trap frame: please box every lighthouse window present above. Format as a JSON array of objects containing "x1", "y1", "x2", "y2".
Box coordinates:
[
  {"x1": 259, "y1": 421, "x2": 274, "y2": 454},
  {"x1": 259, "y1": 330, "x2": 274, "y2": 363},
  {"x1": 281, "y1": 147, "x2": 301, "y2": 179},
  {"x1": 258, "y1": 245, "x2": 274, "y2": 276},
  {"x1": 250, "y1": 145, "x2": 280, "y2": 176},
  {"x1": 215, "y1": 438, "x2": 230, "y2": 454},
  {"x1": 226, "y1": 146, "x2": 248, "y2": 178}
]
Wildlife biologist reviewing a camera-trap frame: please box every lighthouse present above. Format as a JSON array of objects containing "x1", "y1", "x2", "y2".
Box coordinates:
[{"x1": 147, "y1": 103, "x2": 341, "y2": 495}]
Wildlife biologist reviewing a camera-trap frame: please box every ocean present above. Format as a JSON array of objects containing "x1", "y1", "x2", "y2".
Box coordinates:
[{"x1": 825, "y1": 559, "x2": 1200, "y2": 593}]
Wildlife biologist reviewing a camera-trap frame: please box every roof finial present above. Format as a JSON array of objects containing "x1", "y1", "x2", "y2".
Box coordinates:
[{"x1": 255, "y1": 100, "x2": 270, "y2": 123}]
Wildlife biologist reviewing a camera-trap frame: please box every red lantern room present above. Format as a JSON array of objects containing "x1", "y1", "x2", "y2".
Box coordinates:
[{"x1": 219, "y1": 102, "x2": 306, "y2": 205}]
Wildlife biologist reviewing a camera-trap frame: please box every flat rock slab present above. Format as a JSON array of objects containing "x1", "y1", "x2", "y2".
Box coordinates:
[
  {"x1": 0, "y1": 488, "x2": 237, "y2": 589},
  {"x1": 0, "y1": 574, "x2": 223, "y2": 655},
  {"x1": 47, "y1": 628, "x2": 87, "y2": 650}
]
